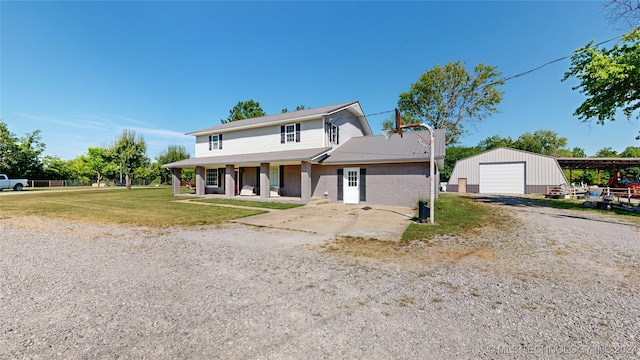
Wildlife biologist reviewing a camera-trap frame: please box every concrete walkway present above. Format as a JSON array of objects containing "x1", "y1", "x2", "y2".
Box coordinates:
[
  {"x1": 232, "y1": 202, "x2": 415, "y2": 241},
  {"x1": 174, "y1": 198, "x2": 415, "y2": 241}
]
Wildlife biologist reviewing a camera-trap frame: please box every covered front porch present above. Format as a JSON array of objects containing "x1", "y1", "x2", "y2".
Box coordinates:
[
  {"x1": 170, "y1": 162, "x2": 314, "y2": 201},
  {"x1": 172, "y1": 191, "x2": 310, "y2": 204},
  {"x1": 164, "y1": 148, "x2": 330, "y2": 203}
]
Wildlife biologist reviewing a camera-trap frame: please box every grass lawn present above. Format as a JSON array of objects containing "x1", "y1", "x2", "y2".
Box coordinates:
[
  {"x1": 322, "y1": 194, "x2": 508, "y2": 262},
  {"x1": 401, "y1": 194, "x2": 509, "y2": 242},
  {"x1": 0, "y1": 187, "x2": 267, "y2": 227},
  {"x1": 531, "y1": 195, "x2": 640, "y2": 224},
  {"x1": 193, "y1": 198, "x2": 305, "y2": 210}
]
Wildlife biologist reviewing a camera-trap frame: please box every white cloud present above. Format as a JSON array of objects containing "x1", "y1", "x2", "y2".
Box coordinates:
[
  {"x1": 128, "y1": 126, "x2": 190, "y2": 140},
  {"x1": 13, "y1": 112, "x2": 112, "y2": 132}
]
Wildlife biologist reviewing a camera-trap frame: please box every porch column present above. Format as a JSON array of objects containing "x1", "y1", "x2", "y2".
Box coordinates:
[
  {"x1": 225, "y1": 165, "x2": 235, "y2": 198},
  {"x1": 260, "y1": 163, "x2": 270, "y2": 200},
  {"x1": 301, "y1": 161, "x2": 311, "y2": 202},
  {"x1": 195, "y1": 166, "x2": 205, "y2": 196},
  {"x1": 171, "y1": 168, "x2": 181, "y2": 196}
]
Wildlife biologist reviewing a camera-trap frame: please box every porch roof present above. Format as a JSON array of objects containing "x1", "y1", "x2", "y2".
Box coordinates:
[{"x1": 162, "y1": 147, "x2": 331, "y2": 168}]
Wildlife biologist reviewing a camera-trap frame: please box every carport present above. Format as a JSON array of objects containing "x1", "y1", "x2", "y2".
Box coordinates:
[{"x1": 556, "y1": 157, "x2": 640, "y2": 183}]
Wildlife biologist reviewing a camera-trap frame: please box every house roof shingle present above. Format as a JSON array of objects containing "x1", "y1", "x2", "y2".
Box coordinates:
[
  {"x1": 322, "y1": 130, "x2": 446, "y2": 164},
  {"x1": 187, "y1": 101, "x2": 371, "y2": 136}
]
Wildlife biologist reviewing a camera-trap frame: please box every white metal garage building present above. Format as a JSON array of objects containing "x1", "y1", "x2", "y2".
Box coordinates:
[{"x1": 447, "y1": 147, "x2": 568, "y2": 194}]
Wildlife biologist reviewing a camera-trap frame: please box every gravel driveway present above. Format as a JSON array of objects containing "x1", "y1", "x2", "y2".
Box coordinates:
[{"x1": 1, "y1": 197, "x2": 639, "y2": 359}]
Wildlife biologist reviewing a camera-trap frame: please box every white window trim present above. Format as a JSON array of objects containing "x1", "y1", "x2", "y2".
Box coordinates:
[
  {"x1": 210, "y1": 134, "x2": 220, "y2": 150},
  {"x1": 330, "y1": 123, "x2": 339, "y2": 144},
  {"x1": 285, "y1": 124, "x2": 296, "y2": 143},
  {"x1": 205, "y1": 168, "x2": 219, "y2": 187}
]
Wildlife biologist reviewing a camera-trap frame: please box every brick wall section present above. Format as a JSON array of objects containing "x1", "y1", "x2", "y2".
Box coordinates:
[
  {"x1": 171, "y1": 169, "x2": 181, "y2": 195},
  {"x1": 225, "y1": 165, "x2": 235, "y2": 197},
  {"x1": 260, "y1": 163, "x2": 270, "y2": 199},
  {"x1": 195, "y1": 166, "x2": 205, "y2": 196},
  {"x1": 282, "y1": 165, "x2": 301, "y2": 197},
  {"x1": 311, "y1": 163, "x2": 433, "y2": 208},
  {"x1": 301, "y1": 161, "x2": 312, "y2": 201}
]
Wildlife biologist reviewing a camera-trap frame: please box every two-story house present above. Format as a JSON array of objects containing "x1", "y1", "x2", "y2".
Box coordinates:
[{"x1": 163, "y1": 101, "x2": 445, "y2": 207}]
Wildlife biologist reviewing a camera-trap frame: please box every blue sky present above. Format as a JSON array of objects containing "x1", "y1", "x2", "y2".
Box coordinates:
[{"x1": 2, "y1": 1, "x2": 638, "y2": 160}]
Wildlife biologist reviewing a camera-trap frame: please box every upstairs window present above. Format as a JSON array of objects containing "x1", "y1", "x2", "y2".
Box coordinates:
[
  {"x1": 286, "y1": 124, "x2": 295, "y2": 142},
  {"x1": 329, "y1": 124, "x2": 339, "y2": 144},
  {"x1": 280, "y1": 123, "x2": 301, "y2": 143},
  {"x1": 209, "y1": 134, "x2": 222, "y2": 150}
]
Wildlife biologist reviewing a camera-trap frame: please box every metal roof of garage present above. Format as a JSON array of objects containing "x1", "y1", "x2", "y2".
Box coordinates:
[{"x1": 555, "y1": 157, "x2": 640, "y2": 170}]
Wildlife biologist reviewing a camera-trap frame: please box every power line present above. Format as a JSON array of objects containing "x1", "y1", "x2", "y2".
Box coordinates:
[
  {"x1": 322, "y1": 33, "x2": 631, "y2": 123},
  {"x1": 497, "y1": 33, "x2": 626, "y2": 84}
]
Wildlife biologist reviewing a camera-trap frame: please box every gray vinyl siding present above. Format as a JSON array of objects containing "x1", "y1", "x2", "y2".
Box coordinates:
[
  {"x1": 195, "y1": 119, "x2": 324, "y2": 157},
  {"x1": 312, "y1": 162, "x2": 435, "y2": 207},
  {"x1": 448, "y1": 148, "x2": 568, "y2": 194},
  {"x1": 326, "y1": 109, "x2": 366, "y2": 148}
]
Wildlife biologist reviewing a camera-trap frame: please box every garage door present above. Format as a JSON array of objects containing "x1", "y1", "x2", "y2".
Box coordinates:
[{"x1": 479, "y1": 162, "x2": 525, "y2": 194}]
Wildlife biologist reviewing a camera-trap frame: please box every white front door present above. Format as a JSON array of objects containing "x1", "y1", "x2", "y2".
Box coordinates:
[{"x1": 343, "y1": 167, "x2": 360, "y2": 204}]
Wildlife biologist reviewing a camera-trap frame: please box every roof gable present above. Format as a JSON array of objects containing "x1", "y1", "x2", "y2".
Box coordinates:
[
  {"x1": 187, "y1": 101, "x2": 372, "y2": 136},
  {"x1": 458, "y1": 147, "x2": 559, "y2": 163}
]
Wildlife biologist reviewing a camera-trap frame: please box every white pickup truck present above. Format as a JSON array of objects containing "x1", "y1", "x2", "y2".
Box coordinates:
[{"x1": 0, "y1": 174, "x2": 28, "y2": 191}]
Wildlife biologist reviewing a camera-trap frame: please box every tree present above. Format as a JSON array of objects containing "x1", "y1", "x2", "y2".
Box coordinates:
[
  {"x1": 281, "y1": 105, "x2": 307, "y2": 113},
  {"x1": 84, "y1": 147, "x2": 112, "y2": 185},
  {"x1": 555, "y1": 146, "x2": 587, "y2": 158},
  {"x1": 15, "y1": 129, "x2": 46, "y2": 178},
  {"x1": 133, "y1": 164, "x2": 153, "y2": 185},
  {"x1": 594, "y1": 147, "x2": 619, "y2": 157},
  {"x1": 41, "y1": 155, "x2": 72, "y2": 180},
  {"x1": 571, "y1": 147, "x2": 588, "y2": 158},
  {"x1": 512, "y1": 130, "x2": 568, "y2": 156},
  {"x1": 620, "y1": 146, "x2": 640, "y2": 176},
  {"x1": 66, "y1": 156, "x2": 92, "y2": 184},
  {"x1": 110, "y1": 130, "x2": 148, "y2": 190},
  {"x1": 477, "y1": 135, "x2": 513, "y2": 152},
  {"x1": 0, "y1": 121, "x2": 18, "y2": 174},
  {"x1": 0, "y1": 121, "x2": 46, "y2": 178},
  {"x1": 398, "y1": 61, "x2": 505, "y2": 144},
  {"x1": 564, "y1": 1, "x2": 640, "y2": 139},
  {"x1": 605, "y1": 0, "x2": 640, "y2": 29},
  {"x1": 156, "y1": 144, "x2": 190, "y2": 184},
  {"x1": 221, "y1": 100, "x2": 266, "y2": 124},
  {"x1": 620, "y1": 145, "x2": 640, "y2": 157},
  {"x1": 563, "y1": 27, "x2": 640, "y2": 142}
]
